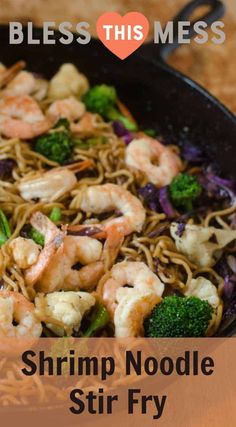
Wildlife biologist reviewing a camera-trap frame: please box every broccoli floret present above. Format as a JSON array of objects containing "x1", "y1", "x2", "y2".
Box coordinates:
[
  {"x1": 35, "y1": 130, "x2": 73, "y2": 164},
  {"x1": 83, "y1": 84, "x2": 137, "y2": 131},
  {"x1": 83, "y1": 84, "x2": 116, "y2": 116},
  {"x1": 145, "y1": 296, "x2": 213, "y2": 337},
  {"x1": 169, "y1": 173, "x2": 202, "y2": 211},
  {"x1": 53, "y1": 118, "x2": 70, "y2": 130}
]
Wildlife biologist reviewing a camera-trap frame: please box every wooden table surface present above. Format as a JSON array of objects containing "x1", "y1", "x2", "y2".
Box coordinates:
[{"x1": 0, "y1": 0, "x2": 235, "y2": 113}]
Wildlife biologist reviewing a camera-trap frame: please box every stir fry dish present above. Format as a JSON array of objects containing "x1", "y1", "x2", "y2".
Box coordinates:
[{"x1": 0, "y1": 61, "x2": 235, "y2": 340}]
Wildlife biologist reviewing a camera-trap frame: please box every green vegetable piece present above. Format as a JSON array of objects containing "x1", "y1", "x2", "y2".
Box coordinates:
[
  {"x1": 0, "y1": 209, "x2": 11, "y2": 239},
  {"x1": 106, "y1": 108, "x2": 137, "y2": 131},
  {"x1": 53, "y1": 118, "x2": 70, "y2": 130},
  {"x1": 50, "y1": 207, "x2": 62, "y2": 222},
  {"x1": 0, "y1": 209, "x2": 11, "y2": 245},
  {"x1": 83, "y1": 84, "x2": 117, "y2": 117},
  {"x1": 74, "y1": 136, "x2": 108, "y2": 150},
  {"x1": 0, "y1": 230, "x2": 7, "y2": 246},
  {"x1": 83, "y1": 84, "x2": 137, "y2": 131},
  {"x1": 83, "y1": 303, "x2": 110, "y2": 337},
  {"x1": 86, "y1": 136, "x2": 108, "y2": 146},
  {"x1": 145, "y1": 296, "x2": 213, "y2": 338},
  {"x1": 35, "y1": 131, "x2": 73, "y2": 164},
  {"x1": 29, "y1": 227, "x2": 45, "y2": 246},
  {"x1": 143, "y1": 129, "x2": 157, "y2": 137},
  {"x1": 73, "y1": 139, "x2": 88, "y2": 149},
  {"x1": 169, "y1": 173, "x2": 202, "y2": 211}
]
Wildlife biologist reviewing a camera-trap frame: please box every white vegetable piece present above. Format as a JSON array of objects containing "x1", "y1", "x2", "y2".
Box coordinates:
[
  {"x1": 171, "y1": 222, "x2": 236, "y2": 267},
  {"x1": 184, "y1": 276, "x2": 220, "y2": 309},
  {"x1": 37, "y1": 291, "x2": 95, "y2": 336},
  {"x1": 48, "y1": 63, "x2": 89, "y2": 100}
]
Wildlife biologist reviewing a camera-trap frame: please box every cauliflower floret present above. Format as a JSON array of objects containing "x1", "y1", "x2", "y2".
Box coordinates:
[
  {"x1": 48, "y1": 63, "x2": 89, "y2": 100},
  {"x1": 9, "y1": 237, "x2": 40, "y2": 269},
  {"x1": 37, "y1": 291, "x2": 95, "y2": 336},
  {"x1": 184, "y1": 276, "x2": 220, "y2": 309},
  {"x1": 171, "y1": 222, "x2": 236, "y2": 267}
]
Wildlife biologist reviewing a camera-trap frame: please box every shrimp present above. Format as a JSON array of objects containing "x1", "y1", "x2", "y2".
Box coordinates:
[
  {"x1": 125, "y1": 136, "x2": 182, "y2": 187},
  {"x1": 9, "y1": 237, "x2": 41, "y2": 269},
  {"x1": 0, "y1": 291, "x2": 42, "y2": 338},
  {"x1": 69, "y1": 183, "x2": 146, "y2": 236},
  {"x1": 18, "y1": 160, "x2": 93, "y2": 202},
  {"x1": 35, "y1": 291, "x2": 95, "y2": 336},
  {"x1": 0, "y1": 61, "x2": 25, "y2": 89},
  {"x1": 114, "y1": 291, "x2": 161, "y2": 337},
  {"x1": 65, "y1": 223, "x2": 124, "y2": 272},
  {"x1": 102, "y1": 261, "x2": 164, "y2": 315},
  {"x1": 2, "y1": 71, "x2": 48, "y2": 100},
  {"x1": 47, "y1": 96, "x2": 85, "y2": 124},
  {"x1": 24, "y1": 212, "x2": 64, "y2": 288},
  {"x1": 34, "y1": 235, "x2": 104, "y2": 293},
  {"x1": 25, "y1": 212, "x2": 122, "y2": 292},
  {"x1": 0, "y1": 95, "x2": 51, "y2": 139},
  {"x1": 24, "y1": 212, "x2": 105, "y2": 292}
]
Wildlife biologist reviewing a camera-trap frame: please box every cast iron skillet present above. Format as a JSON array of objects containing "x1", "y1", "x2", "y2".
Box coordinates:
[{"x1": 0, "y1": 0, "x2": 236, "y2": 338}]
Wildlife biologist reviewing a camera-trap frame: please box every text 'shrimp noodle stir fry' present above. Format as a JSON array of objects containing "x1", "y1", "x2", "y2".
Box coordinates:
[{"x1": 0, "y1": 61, "x2": 235, "y2": 342}]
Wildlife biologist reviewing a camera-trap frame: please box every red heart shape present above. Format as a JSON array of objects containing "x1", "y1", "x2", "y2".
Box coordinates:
[{"x1": 96, "y1": 12, "x2": 149, "y2": 60}]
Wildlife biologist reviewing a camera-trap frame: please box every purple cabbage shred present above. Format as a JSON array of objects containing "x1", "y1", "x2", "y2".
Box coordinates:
[
  {"x1": 215, "y1": 256, "x2": 236, "y2": 321},
  {"x1": 198, "y1": 168, "x2": 236, "y2": 203},
  {"x1": 182, "y1": 143, "x2": 203, "y2": 163},
  {"x1": 176, "y1": 223, "x2": 186, "y2": 237},
  {"x1": 138, "y1": 183, "x2": 176, "y2": 218},
  {"x1": 158, "y1": 186, "x2": 177, "y2": 218},
  {"x1": 112, "y1": 121, "x2": 133, "y2": 145},
  {"x1": 67, "y1": 226, "x2": 101, "y2": 237},
  {"x1": 138, "y1": 183, "x2": 160, "y2": 212}
]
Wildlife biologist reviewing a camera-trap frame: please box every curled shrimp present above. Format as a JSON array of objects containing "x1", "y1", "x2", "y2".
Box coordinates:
[
  {"x1": 125, "y1": 136, "x2": 182, "y2": 187},
  {"x1": 102, "y1": 261, "x2": 164, "y2": 315},
  {"x1": 33, "y1": 235, "x2": 104, "y2": 293},
  {"x1": 25, "y1": 213, "x2": 122, "y2": 291},
  {"x1": 0, "y1": 61, "x2": 25, "y2": 89},
  {"x1": 18, "y1": 160, "x2": 94, "y2": 202},
  {"x1": 47, "y1": 96, "x2": 85, "y2": 124},
  {"x1": 0, "y1": 95, "x2": 51, "y2": 139},
  {"x1": 2, "y1": 70, "x2": 48, "y2": 100},
  {"x1": 24, "y1": 212, "x2": 64, "y2": 287},
  {"x1": 0, "y1": 291, "x2": 42, "y2": 339},
  {"x1": 68, "y1": 183, "x2": 146, "y2": 236},
  {"x1": 114, "y1": 291, "x2": 161, "y2": 337},
  {"x1": 24, "y1": 212, "x2": 118, "y2": 293}
]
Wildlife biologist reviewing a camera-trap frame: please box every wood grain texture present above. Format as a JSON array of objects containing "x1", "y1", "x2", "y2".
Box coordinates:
[{"x1": 0, "y1": 0, "x2": 235, "y2": 112}]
